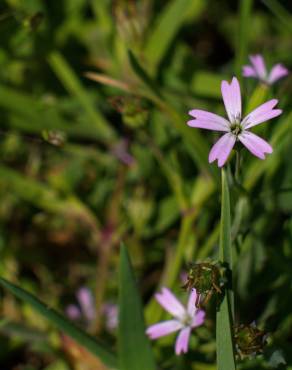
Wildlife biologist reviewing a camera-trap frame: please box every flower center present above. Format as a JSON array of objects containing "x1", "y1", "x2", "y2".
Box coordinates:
[
  {"x1": 230, "y1": 121, "x2": 242, "y2": 136},
  {"x1": 181, "y1": 313, "x2": 193, "y2": 327}
]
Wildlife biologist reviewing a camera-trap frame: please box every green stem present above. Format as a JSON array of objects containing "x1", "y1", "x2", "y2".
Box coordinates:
[
  {"x1": 235, "y1": 149, "x2": 241, "y2": 185},
  {"x1": 216, "y1": 169, "x2": 236, "y2": 370}
]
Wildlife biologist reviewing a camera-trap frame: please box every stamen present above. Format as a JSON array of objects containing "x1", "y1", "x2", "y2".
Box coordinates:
[{"x1": 230, "y1": 122, "x2": 242, "y2": 136}]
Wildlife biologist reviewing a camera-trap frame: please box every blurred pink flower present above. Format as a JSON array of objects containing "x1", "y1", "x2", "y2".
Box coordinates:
[
  {"x1": 243, "y1": 54, "x2": 288, "y2": 84},
  {"x1": 111, "y1": 139, "x2": 135, "y2": 166},
  {"x1": 102, "y1": 303, "x2": 118, "y2": 331},
  {"x1": 146, "y1": 288, "x2": 205, "y2": 355},
  {"x1": 76, "y1": 287, "x2": 96, "y2": 322},
  {"x1": 66, "y1": 304, "x2": 81, "y2": 320},
  {"x1": 187, "y1": 77, "x2": 282, "y2": 167},
  {"x1": 65, "y1": 287, "x2": 96, "y2": 324}
]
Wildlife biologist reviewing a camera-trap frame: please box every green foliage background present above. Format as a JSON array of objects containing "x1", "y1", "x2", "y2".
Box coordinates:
[{"x1": 0, "y1": 0, "x2": 292, "y2": 369}]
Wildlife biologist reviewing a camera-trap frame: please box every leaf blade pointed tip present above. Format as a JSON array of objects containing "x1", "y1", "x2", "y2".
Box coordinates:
[{"x1": 118, "y1": 244, "x2": 156, "y2": 370}]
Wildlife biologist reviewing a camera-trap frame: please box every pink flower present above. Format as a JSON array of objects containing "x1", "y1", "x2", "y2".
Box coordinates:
[
  {"x1": 243, "y1": 54, "x2": 288, "y2": 84},
  {"x1": 187, "y1": 77, "x2": 282, "y2": 167},
  {"x1": 65, "y1": 287, "x2": 96, "y2": 324},
  {"x1": 102, "y1": 303, "x2": 118, "y2": 331},
  {"x1": 76, "y1": 287, "x2": 96, "y2": 322},
  {"x1": 146, "y1": 288, "x2": 205, "y2": 355}
]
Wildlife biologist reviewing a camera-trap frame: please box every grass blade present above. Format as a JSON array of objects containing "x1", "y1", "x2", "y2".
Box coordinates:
[
  {"x1": 128, "y1": 51, "x2": 218, "y2": 181},
  {"x1": 235, "y1": 0, "x2": 254, "y2": 77},
  {"x1": 48, "y1": 52, "x2": 115, "y2": 141},
  {"x1": 144, "y1": 0, "x2": 205, "y2": 72},
  {"x1": 128, "y1": 50, "x2": 162, "y2": 97},
  {"x1": 0, "y1": 85, "x2": 107, "y2": 140},
  {"x1": 118, "y1": 244, "x2": 156, "y2": 370},
  {"x1": 0, "y1": 277, "x2": 117, "y2": 369},
  {"x1": 216, "y1": 169, "x2": 236, "y2": 370},
  {"x1": 263, "y1": 0, "x2": 292, "y2": 32}
]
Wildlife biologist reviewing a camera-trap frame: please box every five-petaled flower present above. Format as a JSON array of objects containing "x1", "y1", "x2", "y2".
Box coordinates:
[
  {"x1": 243, "y1": 54, "x2": 288, "y2": 84},
  {"x1": 187, "y1": 77, "x2": 282, "y2": 167},
  {"x1": 146, "y1": 287, "x2": 205, "y2": 355}
]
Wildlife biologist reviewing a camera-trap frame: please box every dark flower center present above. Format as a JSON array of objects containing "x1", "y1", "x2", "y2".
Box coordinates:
[{"x1": 230, "y1": 122, "x2": 242, "y2": 136}]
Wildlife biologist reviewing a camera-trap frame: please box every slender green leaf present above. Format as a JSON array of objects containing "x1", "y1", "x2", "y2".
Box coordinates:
[
  {"x1": 145, "y1": 0, "x2": 205, "y2": 71},
  {"x1": 216, "y1": 169, "x2": 236, "y2": 370},
  {"x1": 235, "y1": 0, "x2": 254, "y2": 77},
  {"x1": 0, "y1": 85, "x2": 106, "y2": 140},
  {"x1": 128, "y1": 50, "x2": 162, "y2": 98},
  {"x1": 128, "y1": 51, "x2": 219, "y2": 181},
  {"x1": 48, "y1": 52, "x2": 115, "y2": 141},
  {"x1": 263, "y1": 0, "x2": 292, "y2": 32},
  {"x1": 0, "y1": 278, "x2": 117, "y2": 369},
  {"x1": 118, "y1": 244, "x2": 156, "y2": 370},
  {"x1": 219, "y1": 170, "x2": 233, "y2": 267}
]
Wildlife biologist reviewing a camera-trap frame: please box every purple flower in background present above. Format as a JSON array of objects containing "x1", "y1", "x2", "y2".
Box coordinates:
[
  {"x1": 243, "y1": 54, "x2": 288, "y2": 84},
  {"x1": 76, "y1": 287, "x2": 96, "y2": 322},
  {"x1": 66, "y1": 287, "x2": 96, "y2": 324},
  {"x1": 66, "y1": 287, "x2": 119, "y2": 332},
  {"x1": 146, "y1": 288, "x2": 205, "y2": 355},
  {"x1": 102, "y1": 303, "x2": 118, "y2": 331},
  {"x1": 66, "y1": 304, "x2": 81, "y2": 320},
  {"x1": 187, "y1": 77, "x2": 282, "y2": 167},
  {"x1": 111, "y1": 139, "x2": 135, "y2": 166}
]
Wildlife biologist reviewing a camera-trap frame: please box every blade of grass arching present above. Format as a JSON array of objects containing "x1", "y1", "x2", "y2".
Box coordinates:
[
  {"x1": 235, "y1": 0, "x2": 254, "y2": 77},
  {"x1": 144, "y1": 0, "x2": 205, "y2": 72},
  {"x1": 0, "y1": 165, "x2": 101, "y2": 232},
  {"x1": 216, "y1": 169, "x2": 236, "y2": 370},
  {"x1": 128, "y1": 50, "x2": 162, "y2": 98},
  {"x1": 84, "y1": 72, "x2": 133, "y2": 93},
  {"x1": 0, "y1": 85, "x2": 105, "y2": 141},
  {"x1": 262, "y1": 0, "x2": 292, "y2": 32},
  {"x1": 118, "y1": 244, "x2": 156, "y2": 370},
  {"x1": 48, "y1": 52, "x2": 115, "y2": 141},
  {"x1": 128, "y1": 51, "x2": 218, "y2": 181},
  {"x1": 0, "y1": 278, "x2": 117, "y2": 369}
]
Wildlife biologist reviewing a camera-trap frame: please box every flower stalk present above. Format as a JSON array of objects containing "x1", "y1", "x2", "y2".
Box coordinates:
[{"x1": 216, "y1": 169, "x2": 236, "y2": 369}]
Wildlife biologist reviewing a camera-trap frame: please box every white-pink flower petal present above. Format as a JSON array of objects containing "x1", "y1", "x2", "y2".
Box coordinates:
[
  {"x1": 155, "y1": 288, "x2": 186, "y2": 319},
  {"x1": 242, "y1": 99, "x2": 282, "y2": 129},
  {"x1": 242, "y1": 65, "x2": 257, "y2": 78},
  {"x1": 187, "y1": 110, "x2": 229, "y2": 132},
  {"x1": 250, "y1": 54, "x2": 267, "y2": 80},
  {"x1": 208, "y1": 133, "x2": 236, "y2": 167},
  {"x1": 77, "y1": 288, "x2": 96, "y2": 322},
  {"x1": 175, "y1": 327, "x2": 191, "y2": 355},
  {"x1": 221, "y1": 77, "x2": 242, "y2": 122},
  {"x1": 238, "y1": 131, "x2": 272, "y2": 159},
  {"x1": 191, "y1": 310, "x2": 206, "y2": 328},
  {"x1": 187, "y1": 289, "x2": 198, "y2": 317},
  {"x1": 146, "y1": 320, "x2": 183, "y2": 339},
  {"x1": 268, "y1": 63, "x2": 289, "y2": 84}
]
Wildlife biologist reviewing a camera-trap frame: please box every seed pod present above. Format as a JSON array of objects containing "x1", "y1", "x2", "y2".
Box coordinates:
[
  {"x1": 234, "y1": 323, "x2": 267, "y2": 359},
  {"x1": 183, "y1": 261, "x2": 226, "y2": 308}
]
